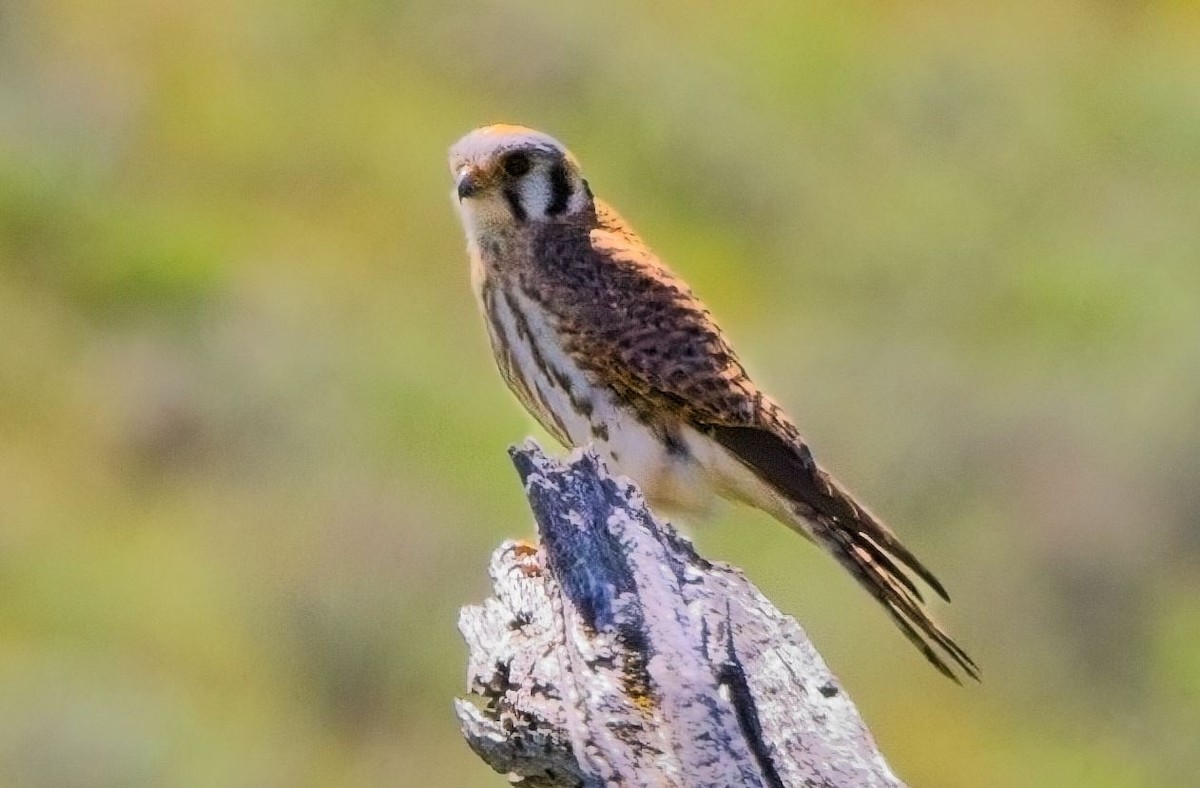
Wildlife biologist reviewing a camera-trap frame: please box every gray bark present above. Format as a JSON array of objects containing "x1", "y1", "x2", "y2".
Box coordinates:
[{"x1": 456, "y1": 440, "x2": 903, "y2": 788}]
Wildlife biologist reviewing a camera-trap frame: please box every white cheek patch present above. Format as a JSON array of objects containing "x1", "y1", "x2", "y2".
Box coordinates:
[{"x1": 516, "y1": 169, "x2": 553, "y2": 220}]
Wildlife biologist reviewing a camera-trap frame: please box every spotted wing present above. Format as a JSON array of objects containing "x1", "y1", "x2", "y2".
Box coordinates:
[{"x1": 527, "y1": 203, "x2": 979, "y2": 681}]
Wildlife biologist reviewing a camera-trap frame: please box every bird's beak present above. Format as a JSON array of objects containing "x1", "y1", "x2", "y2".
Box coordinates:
[{"x1": 456, "y1": 168, "x2": 483, "y2": 201}]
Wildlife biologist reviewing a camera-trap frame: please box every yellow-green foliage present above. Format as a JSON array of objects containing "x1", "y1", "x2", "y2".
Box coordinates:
[{"x1": 1, "y1": 2, "x2": 1198, "y2": 785}]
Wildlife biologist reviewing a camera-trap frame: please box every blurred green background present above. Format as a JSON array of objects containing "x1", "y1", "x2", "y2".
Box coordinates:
[{"x1": 2, "y1": 0, "x2": 1198, "y2": 785}]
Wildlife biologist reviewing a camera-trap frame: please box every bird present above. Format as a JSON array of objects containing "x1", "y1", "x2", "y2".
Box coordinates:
[{"x1": 448, "y1": 123, "x2": 979, "y2": 682}]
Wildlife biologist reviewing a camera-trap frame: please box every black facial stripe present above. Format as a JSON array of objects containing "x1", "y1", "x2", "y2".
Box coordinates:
[
  {"x1": 503, "y1": 188, "x2": 527, "y2": 222},
  {"x1": 546, "y1": 162, "x2": 572, "y2": 216}
]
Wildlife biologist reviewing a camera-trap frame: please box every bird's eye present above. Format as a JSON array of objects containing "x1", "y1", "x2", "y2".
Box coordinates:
[{"x1": 502, "y1": 152, "x2": 532, "y2": 177}]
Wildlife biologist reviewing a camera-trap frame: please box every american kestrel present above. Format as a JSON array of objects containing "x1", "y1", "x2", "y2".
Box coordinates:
[{"x1": 449, "y1": 124, "x2": 978, "y2": 682}]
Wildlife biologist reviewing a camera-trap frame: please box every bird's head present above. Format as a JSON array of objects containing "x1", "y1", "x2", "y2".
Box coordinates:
[{"x1": 449, "y1": 125, "x2": 593, "y2": 238}]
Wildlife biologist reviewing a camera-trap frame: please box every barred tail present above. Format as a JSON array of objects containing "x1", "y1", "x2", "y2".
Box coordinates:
[
  {"x1": 804, "y1": 512, "x2": 980, "y2": 683},
  {"x1": 706, "y1": 422, "x2": 980, "y2": 682}
]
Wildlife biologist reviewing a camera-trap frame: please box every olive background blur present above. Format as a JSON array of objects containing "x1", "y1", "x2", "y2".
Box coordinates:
[{"x1": 2, "y1": 1, "x2": 1198, "y2": 786}]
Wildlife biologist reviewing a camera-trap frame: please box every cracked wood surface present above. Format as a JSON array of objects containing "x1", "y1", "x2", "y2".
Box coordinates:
[{"x1": 455, "y1": 440, "x2": 903, "y2": 788}]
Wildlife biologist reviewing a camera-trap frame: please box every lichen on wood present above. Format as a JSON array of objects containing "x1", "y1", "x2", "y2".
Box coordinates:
[{"x1": 456, "y1": 440, "x2": 903, "y2": 787}]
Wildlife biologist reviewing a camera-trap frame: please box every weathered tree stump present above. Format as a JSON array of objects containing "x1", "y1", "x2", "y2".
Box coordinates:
[{"x1": 455, "y1": 440, "x2": 903, "y2": 787}]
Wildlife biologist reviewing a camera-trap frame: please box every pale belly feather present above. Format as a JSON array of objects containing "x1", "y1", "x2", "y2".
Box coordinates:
[
  {"x1": 489, "y1": 288, "x2": 722, "y2": 518},
  {"x1": 470, "y1": 248, "x2": 796, "y2": 526}
]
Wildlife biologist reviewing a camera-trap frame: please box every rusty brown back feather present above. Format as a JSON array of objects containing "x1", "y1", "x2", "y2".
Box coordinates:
[
  {"x1": 523, "y1": 200, "x2": 762, "y2": 426},
  {"x1": 520, "y1": 200, "x2": 979, "y2": 681}
]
